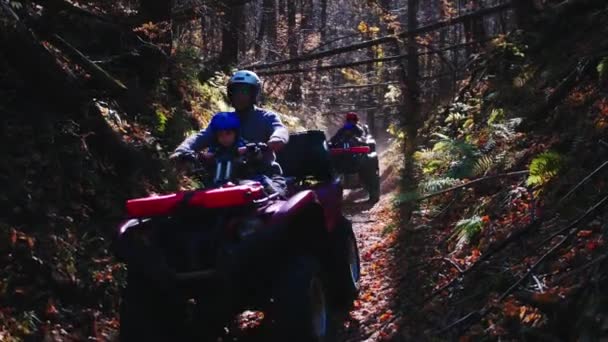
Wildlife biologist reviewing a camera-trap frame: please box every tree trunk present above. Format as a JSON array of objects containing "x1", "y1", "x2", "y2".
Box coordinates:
[
  {"x1": 400, "y1": 0, "x2": 421, "y2": 223},
  {"x1": 320, "y1": 0, "x2": 328, "y2": 42},
  {"x1": 286, "y1": 0, "x2": 301, "y2": 102},
  {"x1": 462, "y1": 0, "x2": 486, "y2": 56},
  {"x1": 301, "y1": 0, "x2": 314, "y2": 31},
  {"x1": 220, "y1": 4, "x2": 244, "y2": 67},
  {"x1": 256, "y1": 0, "x2": 277, "y2": 59}
]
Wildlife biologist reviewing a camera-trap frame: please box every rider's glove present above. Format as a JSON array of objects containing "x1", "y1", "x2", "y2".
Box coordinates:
[{"x1": 267, "y1": 137, "x2": 285, "y2": 152}]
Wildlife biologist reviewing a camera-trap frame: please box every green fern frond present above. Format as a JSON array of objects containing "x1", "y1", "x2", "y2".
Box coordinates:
[
  {"x1": 487, "y1": 108, "x2": 505, "y2": 125},
  {"x1": 526, "y1": 151, "x2": 563, "y2": 187},
  {"x1": 598, "y1": 57, "x2": 608, "y2": 81},
  {"x1": 447, "y1": 157, "x2": 477, "y2": 179},
  {"x1": 393, "y1": 191, "x2": 421, "y2": 205},
  {"x1": 450, "y1": 215, "x2": 486, "y2": 246},
  {"x1": 473, "y1": 155, "x2": 496, "y2": 176},
  {"x1": 419, "y1": 177, "x2": 460, "y2": 193},
  {"x1": 414, "y1": 148, "x2": 442, "y2": 162}
]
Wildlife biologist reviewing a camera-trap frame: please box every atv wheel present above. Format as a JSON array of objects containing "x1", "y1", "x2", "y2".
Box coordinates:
[
  {"x1": 332, "y1": 219, "x2": 361, "y2": 308},
  {"x1": 119, "y1": 273, "x2": 186, "y2": 342},
  {"x1": 368, "y1": 167, "x2": 381, "y2": 203},
  {"x1": 268, "y1": 257, "x2": 335, "y2": 342}
]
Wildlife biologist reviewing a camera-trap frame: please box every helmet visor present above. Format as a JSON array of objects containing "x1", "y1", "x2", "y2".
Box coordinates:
[{"x1": 230, "y1": 84, "x2": 254, "y2": 94}]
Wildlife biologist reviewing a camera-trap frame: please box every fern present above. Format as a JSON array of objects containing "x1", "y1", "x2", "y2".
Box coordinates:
[
  {"x1": 490, "y1": 118, "x2": 521, "y2": 141},
  {"x1": 429, "y1": 133, "x2": 481, "y2": 179},
  {"x1": 473, "y1": 155, "x2": 496, "y2": 176},
  {"x1": 526, "y1": 151, "x2": 563, "y2": 187},
  {"x1": 155, "y1": 109, "x2": 169, "y2": 133},
  {"x1": 447, "y1": 157, "x2": 477, "y2": 179},
  {"x1": 598, "y1": 57, "x2": 608, "y2": 81},
  {"x1": 487, "y1": 108, "x2": 505, "y2": 125},
  {"x1": 393, "y1": 191, "x2": 421, "y2": 205},
  {"x1": 450, "y1": 215, "x2": 486, "y2": 247},
  {"x1": 419, "y1": 177, "x2": 460, "y2": 193},
  {"x1": 394, "y1": 177, "x2": 461, "y2": 205}
]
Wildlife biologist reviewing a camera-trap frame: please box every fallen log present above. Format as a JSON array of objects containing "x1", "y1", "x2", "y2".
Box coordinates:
[{"x1": 48, "y1": 34, "x2": 128, "y2": 93}]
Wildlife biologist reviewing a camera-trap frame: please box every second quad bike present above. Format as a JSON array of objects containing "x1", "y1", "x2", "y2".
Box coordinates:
[
  {"x1": 329, "y1": 131, "x2": 380, "y2": 203},
  {"x1": 114, "y1": 130, "x2": 360, "y2": 342}
]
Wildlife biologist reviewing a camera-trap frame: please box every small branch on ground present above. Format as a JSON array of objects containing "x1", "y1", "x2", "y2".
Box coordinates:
[
  {"x1": 437, "y1": 194, "x2": 608, "y2": 334},
  {"x1": 409, "y1": 171, "x2": 529, "y2": 203},
  {"x1": 556, "y1": 160, "x2": 608, "y2": 207}
]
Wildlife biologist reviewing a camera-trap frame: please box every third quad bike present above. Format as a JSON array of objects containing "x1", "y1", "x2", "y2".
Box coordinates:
[
  {"x1": 115, "y1": 130, "x2": 360, "y2": 341},
  {"x1": 329, "y1": 131, "x2": 380, "y2": 203}
]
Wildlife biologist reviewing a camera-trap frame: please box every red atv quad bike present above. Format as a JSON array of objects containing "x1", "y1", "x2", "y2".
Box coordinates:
[
  {"x1": 114, "y1": 130, "x2": 360, "y2": 342},
  {"x1": 329, "y1": 132, "x2": 380, "y2": 203}
]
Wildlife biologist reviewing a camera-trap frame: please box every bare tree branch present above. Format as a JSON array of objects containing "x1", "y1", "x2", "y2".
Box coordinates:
[{"x1": 241, "y1": 3, "x2": 512, "y2": 70}]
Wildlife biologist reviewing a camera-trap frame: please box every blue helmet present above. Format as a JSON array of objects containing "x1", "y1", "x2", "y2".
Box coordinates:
[
  {"x1": 209, "y1": 112, "x2": 240, "y2": 132},
  {"x1": 228, "y1": 70, "x2": 262, "y2": 103}
]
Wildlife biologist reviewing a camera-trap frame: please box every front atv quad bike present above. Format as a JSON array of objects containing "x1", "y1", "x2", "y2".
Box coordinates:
[
  {"x1": 115, "y1": 133, "x2": 360, "y2": 341},
  {"x1": 329, "y1": 138, "x2": 381, "y2": 203}
]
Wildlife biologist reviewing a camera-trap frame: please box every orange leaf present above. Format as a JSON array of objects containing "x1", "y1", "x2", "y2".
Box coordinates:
[
  {"x1": 46, "y1": 299, "x2": 59, "y2": 317},
  {"x1": 531, "y1": 292, "x2": 560, "y2": 305},
  {"x1": 577, "y1": 230, "x2": 593, "y2": 238},
  {"x1": 379, "y1": 312, "x2": 393, "y2": 322}
]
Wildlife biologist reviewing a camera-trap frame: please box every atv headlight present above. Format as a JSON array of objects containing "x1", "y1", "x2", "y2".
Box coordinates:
[{"x1": 238, "y1": 218, "x2": 264, "y2": 239}]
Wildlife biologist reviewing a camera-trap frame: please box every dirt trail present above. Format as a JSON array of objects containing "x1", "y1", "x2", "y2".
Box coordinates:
[
  {"x1": 227, "y1": 190, "x2": 402, "y2": 342},
  {"x1": 229, "y1": 145, "x2": 404, "y2": 341},
  {"x1": 338, "y1": 189, "x2": 402, "y2": 342}
]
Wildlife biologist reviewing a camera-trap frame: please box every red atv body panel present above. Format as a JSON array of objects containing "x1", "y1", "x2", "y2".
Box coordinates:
[
  {"x1": 330, "y1": 146, "x2": 371, "y2": 156},
  {"x1": 126, "y1": 184, "x2": 265, "y2": 218}
]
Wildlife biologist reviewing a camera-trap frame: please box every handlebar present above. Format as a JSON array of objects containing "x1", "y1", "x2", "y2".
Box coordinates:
[
  {"x1": 204, "y1": 142, "x2": 269, "y2": 161},
  {"x1": 171, "y1": 143, "x2": 270, "y2": 186}
]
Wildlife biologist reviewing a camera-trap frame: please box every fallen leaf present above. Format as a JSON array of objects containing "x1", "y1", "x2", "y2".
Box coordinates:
[
  {"x1": 46, "y1": 299, "x2": 59, "y2": 318},
  {"x1": 531, "y1": 292, "x2": 560, "y2": 305},
  {"x1": 577, "y1": 230, "x2": 593, "y2": 238}
]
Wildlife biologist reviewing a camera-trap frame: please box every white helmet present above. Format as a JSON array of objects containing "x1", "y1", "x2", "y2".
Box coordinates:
[{"x1": 228, "y1": 70, "x2": 262, "y2": 102}]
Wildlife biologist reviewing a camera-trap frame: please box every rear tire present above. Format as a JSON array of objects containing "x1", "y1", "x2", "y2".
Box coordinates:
[
  {"x1": 266, "y1": 257, "x2": 335, "y2": 342},
  {"x1": 368, "y1": 168, "x2": 381, "y2": 203},
  {"x1": 361, "y1": 156, "x2": 380, "y2": 203}
]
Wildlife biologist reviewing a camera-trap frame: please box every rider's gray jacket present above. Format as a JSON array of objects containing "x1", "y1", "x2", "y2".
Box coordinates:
[{"x1": 174, "y1": 107, "x2": 289, "y2": 157}]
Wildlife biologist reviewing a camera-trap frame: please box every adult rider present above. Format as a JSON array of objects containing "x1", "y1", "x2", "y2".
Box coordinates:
[{"x1": 170, "y1": 70, "x2": 289, "y2": 195}]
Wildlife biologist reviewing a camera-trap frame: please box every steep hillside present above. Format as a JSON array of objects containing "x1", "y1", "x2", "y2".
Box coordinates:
[{"x1": 381, "y1": 3, "x2": 608, "y2": 340}]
